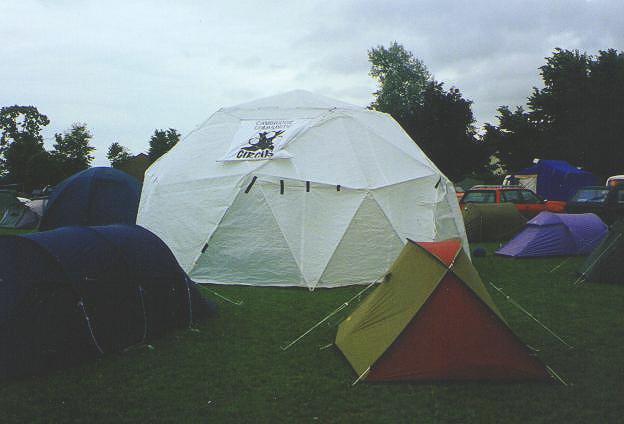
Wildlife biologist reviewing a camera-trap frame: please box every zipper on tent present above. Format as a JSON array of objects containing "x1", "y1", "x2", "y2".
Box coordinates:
[{"x1": 280, "y1": 180, "x2": 284, "y2": 195}]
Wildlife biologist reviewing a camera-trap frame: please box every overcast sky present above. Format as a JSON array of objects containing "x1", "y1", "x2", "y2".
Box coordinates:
[{"x1": 1, "y1": 0, "x2": 622, "y2": 165}]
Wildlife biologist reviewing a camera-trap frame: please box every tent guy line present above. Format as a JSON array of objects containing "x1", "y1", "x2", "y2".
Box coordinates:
[
  {"x1": 488, "y1": 282, "x2": 574, "y2": 349},
  {"x1": 280, "y1": 278, "x2": 379, "y2": 351}
]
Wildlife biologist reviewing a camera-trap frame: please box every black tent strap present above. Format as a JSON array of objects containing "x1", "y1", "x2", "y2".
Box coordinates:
[
  {"x1": 244, "y1": 176, "x2": 257, "y2": 193},
  {"x1": 185, "y1": 277, "x2": 193, "y2": 328},
  {"x1": 247, "y1": 177, "x2": 345, "y2": 193},
  {"x1": 435, "y1": 176, "x2": 442, "y2": 188}
]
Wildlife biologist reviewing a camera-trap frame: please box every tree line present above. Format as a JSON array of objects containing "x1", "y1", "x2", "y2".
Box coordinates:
[
  {"x1": 369, "y1": 43, "x2": 624, "y2": 180},
  {"x1": 2, "y1": 43, "x2": 623, "y2": 192},
  {"x1": 0, "y1": 105, "x2": 179, "y2": 192}
]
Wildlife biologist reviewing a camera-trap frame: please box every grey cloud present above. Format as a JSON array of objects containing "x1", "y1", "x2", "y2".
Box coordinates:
[{"x1": 1, "y1": 0, "x2": 623, "y2": 164}]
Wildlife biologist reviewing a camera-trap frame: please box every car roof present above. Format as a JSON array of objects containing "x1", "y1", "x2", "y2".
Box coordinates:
[
  {"x1": 467, "y1": 185, "x2": 529, "y2": 191},
  {"x1": 576, "y1": 186, "x2": 609, "y2": 190}
]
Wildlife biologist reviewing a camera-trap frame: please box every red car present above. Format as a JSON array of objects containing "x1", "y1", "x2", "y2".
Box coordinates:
[{"x1": 459, "y1": 185, "x2": 566, "y2": 218}]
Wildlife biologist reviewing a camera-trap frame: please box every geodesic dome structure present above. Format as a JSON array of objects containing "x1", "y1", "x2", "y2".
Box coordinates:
[{"x1": 138, "y1": 90, "x2": 468, "y2": 289}]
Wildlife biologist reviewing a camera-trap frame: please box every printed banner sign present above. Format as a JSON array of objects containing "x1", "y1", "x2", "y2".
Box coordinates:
[{"x1": 220, "y1": 119, "x2": 310, "y2": 161}]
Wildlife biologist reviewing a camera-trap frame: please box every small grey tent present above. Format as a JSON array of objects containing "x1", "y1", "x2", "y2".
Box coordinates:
[
  {"x1": 462, "y1": 203, "x2": 527, "y2": 242},
  {"x1": 0, "y1": 198, "x2": 39, "y2": 230}
]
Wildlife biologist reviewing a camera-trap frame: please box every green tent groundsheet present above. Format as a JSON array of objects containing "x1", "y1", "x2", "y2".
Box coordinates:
[
  {"x1": 579, "y1": 220, "x2": 624, "y2": 284},
  {"x1": 462, "y1": 203, "x2": 527, "y2": 242}
]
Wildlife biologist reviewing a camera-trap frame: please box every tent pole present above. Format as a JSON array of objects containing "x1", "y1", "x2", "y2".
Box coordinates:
[
  {"x1": 575, "y1": 233, "x2": 622, "y2": 285},
  {"x1": 545, "y1": 364, "x2": 570, "y2": 386},
  {"x1": 352, "y1": 367, "x2": 371, "y2": 386},
  {"x1": 281, "y1": 280, "x2": 378, "y2": 351},
  {"x1": 549, "y1": 257, "x2": 572, "y2": 273},
  {"x1": 204, "y1": 288, "x2": 244, "y2": 306},
  {"x1": 489, "y1": 282, "x2": 574, "y2": 349}
]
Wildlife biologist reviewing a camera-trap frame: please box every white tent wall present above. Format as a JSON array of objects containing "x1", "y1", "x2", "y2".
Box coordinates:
[
  {"x1": 317, "y1": 192, "x2": 404, "y2": 287},
  {"x1": 189, "y1": 182, "x2": 305, "y2": 286},
  {"x1": 137, "y1": 90, "x2": 469, "y2": 289},
  {"x1": 138, "y1": 174, "x2": 246, "y2": 270}
]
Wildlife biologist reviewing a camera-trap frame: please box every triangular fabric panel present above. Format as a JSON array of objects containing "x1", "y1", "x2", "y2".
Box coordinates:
[
  {"x1": 190, "y1": 186, "x2": 303, "y2": 286},
  {"x1": 372, "y1": 177, "x2": 438, "y2": 242},
  {"x1": 415, "y1": 239, "x2": 461, "y2": 267},
  {"x1": 450, "y1": 248, "x2": 504, "y2": 321},
  {"x1": 258, "y1": 179, "x2": 365, "y2": 286},
  {"x1": 318, "y1": 194, "x2": 404, "y2": 287},
  {"x1": 367, "y1": 273, "x2": 549, "y2": 381}
]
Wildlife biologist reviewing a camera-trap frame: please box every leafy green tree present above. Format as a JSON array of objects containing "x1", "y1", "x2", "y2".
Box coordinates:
[
  {"x1": 148, "y1": 128, "x2": 180, "y2": 163},
  {"x1": 107, "y1": 142, "x2": 132, "y2": 168},
  {"x1": 368, "y1": 42, "x2": 430, "y2": 121},
  {"x1": 0, "y1": 105, "x2": 54, "y2": 190},
  {"x1": 52, "y1": 123, "x2": 95, "y2": 180},
  {"x1": 368, "y1": 43, "x2": 488, "y2": 180},
  {"x1": 486, "y1": 48, "x2": 624, "y2": 176},
  {"x1": 481, "y1": 106, "x2": 542, "y2": 172}
]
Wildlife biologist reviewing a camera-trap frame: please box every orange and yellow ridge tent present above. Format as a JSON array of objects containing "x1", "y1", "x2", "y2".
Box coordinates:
[{"x1": 335, "y1": 239, "x2": 550, "y2": 382}]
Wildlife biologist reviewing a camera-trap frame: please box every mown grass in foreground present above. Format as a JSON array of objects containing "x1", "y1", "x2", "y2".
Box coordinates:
[{"x1": 0, "y1": 243, "x2": 623, "y2": 423}]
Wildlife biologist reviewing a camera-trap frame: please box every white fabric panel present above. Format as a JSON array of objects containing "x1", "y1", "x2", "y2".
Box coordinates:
[
  {"x1": 434, "y1": 180, "x2": 470, "y2": 253},
  {"x1": 350, "y1": 110, "x2": 441, "y2": 171},
  {"x1": 256, "y1": 114, "x2": 370, "y2": 187},
  {"x1": 137, "y1": 174, "x2": 244, "y2": 271},
  {"x1": 190, "y1": 186, "x2": 303, "y2": 286},
  {"x1": 341, "y1": 117, "x2": 437, "y2": 187},
  {"x1": 223, "y1": 89, "x2": 360, "y2": 111},
  {"x1": 319, "y1": 193, "x2": 404, "y2": 287},
  {"x1": 259, "y1": 179, "x2": 365, "y2": 287},
  {"x1": 372, "y1": 177, "x2": 439, "y2": 242}
]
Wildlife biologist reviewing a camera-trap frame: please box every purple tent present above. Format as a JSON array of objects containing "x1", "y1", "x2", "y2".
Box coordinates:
[{"x1": 496, "y1": 212, "x2": 607, "y2": 258}]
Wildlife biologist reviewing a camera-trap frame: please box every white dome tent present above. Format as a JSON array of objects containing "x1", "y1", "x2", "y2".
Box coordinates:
[{"x1": 137, "y1": 90, "x2": 468, "y2": 289}]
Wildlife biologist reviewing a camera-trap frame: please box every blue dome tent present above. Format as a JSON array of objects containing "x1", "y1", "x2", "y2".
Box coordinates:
[
  {"x1": 39, "y1": 167, "x2": 141, "y2": 231},
  {"x1": 508, "y1": 160, "x2": 596, "y2": 201},
  {"x1": 0, "y1": 225, "x2": 215, "y2": 379}
]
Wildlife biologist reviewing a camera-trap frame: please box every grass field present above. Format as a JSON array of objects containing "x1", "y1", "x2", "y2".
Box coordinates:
[{"x1": 1, "y1": 242, "x2": 623, "y2": 423}]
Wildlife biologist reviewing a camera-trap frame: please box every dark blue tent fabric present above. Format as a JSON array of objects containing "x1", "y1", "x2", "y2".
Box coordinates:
[
  {"x1": 0, "y1": 225, "x2": 214, "y2": 379},
  {"x1": 39, "y1": 167, "x2": 141, "y2": 231},
  {"x1": 515, "y1": 160, "x2": 596, "y2": 201}
]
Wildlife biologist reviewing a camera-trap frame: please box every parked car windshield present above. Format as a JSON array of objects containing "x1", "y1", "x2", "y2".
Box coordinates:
[
  {"x1": 615, "y1": 187, "x2": 624, "y2": 204},
  {"x1": 570, "y1": 188, "x2": 609, "y2": 203},
  {"x1": 462, "y1": 191, "x2": 495, "y2": 203},
  {"x1": 519, "y1": 190, "x2": 543, "y2": 204},
  {"x1": 501, "y1": 190, "x2": 522, "y2": 203},
  {"x1": 501, "y1": 189, "x2": 542, "y2": 204}
]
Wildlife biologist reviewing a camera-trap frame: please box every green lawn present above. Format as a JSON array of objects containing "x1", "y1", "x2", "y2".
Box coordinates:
[{"x1": 1, "y1": 243, "x2": 623, "y2": 423}]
